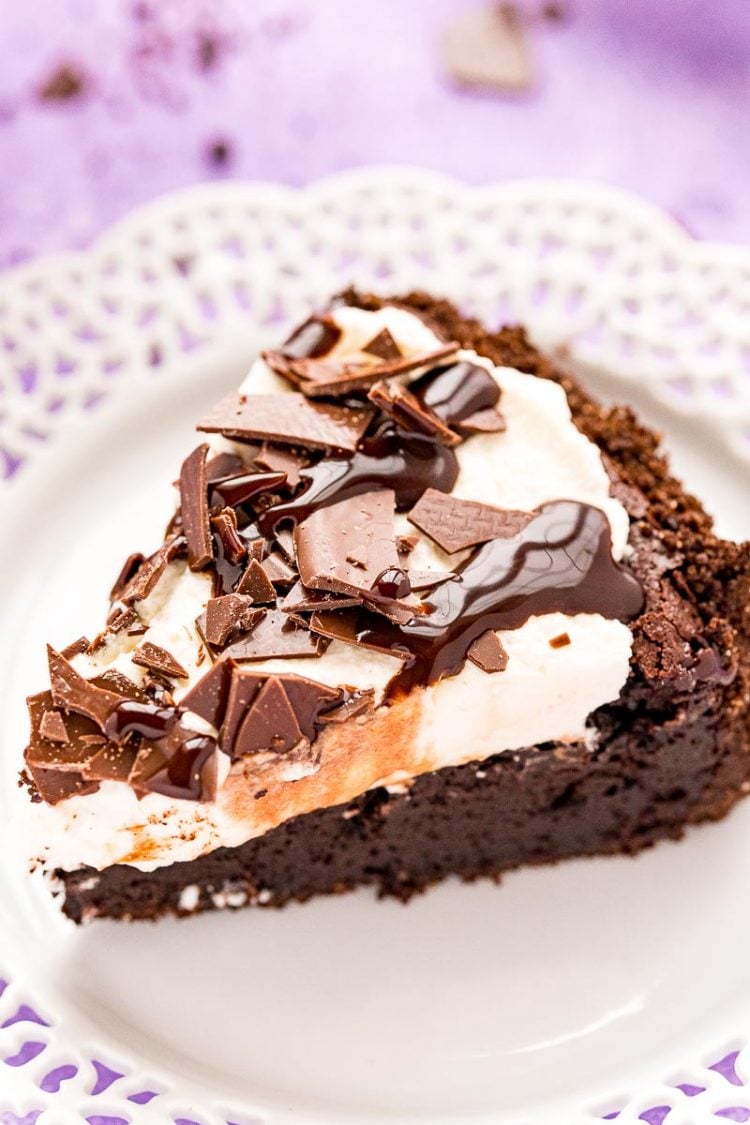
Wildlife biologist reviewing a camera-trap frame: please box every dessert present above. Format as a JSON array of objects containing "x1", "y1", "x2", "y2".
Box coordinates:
[{"x1": 19, "y1": 290, "x2": 750, "y2": 923}]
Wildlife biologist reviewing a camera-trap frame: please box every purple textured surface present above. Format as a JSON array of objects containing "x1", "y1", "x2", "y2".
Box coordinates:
[{"x1": 0, "y1": 0, "x2": 748, "y2": 268}]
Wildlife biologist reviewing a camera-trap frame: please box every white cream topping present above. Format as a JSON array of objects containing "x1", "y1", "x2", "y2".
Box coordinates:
[{"x1": 21, "y1": 306, "x2": 634, "y2": 873}]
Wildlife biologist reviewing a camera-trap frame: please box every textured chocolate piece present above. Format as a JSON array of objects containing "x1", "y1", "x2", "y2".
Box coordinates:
[
  {"x1": 255, "y1": 444, "x2": 309, "y2": 490},
  {"x1": 198, "y1": 392, "x2": 374, "y2": 453},
  {"x1": 117, "y1": 537, "x2": 184, "y2": 605},
  {"x1": 367, "y1": 380, "x2": 461, "y2": 446},
  {"x1": 362, "y1": 327, "x2": 402, "y2": 360},
  {"x1": 47, "y1": 647, "x2": 124, "y2": 730},
  {"x1": 85, "y1": 742, "x2": 138, "y2": 784},
  {"x1": 294, "y1": 490, "x2": 400, "y2": 597},
  {"x1": 408, "y1": 489, "x2": 533, "y2": 554},
  {"x1": 265, "y1": 342, "x2": 460, "y2": 398},
  {"x1": 180, "y1": 444, "x2": 213, "y2": 570},
  {"x1": 236, "y1": 559, "x2": 276, "y2": 603},
  {"x1": 39, "y1": 710, "x2": 70, "y2": 743},
  {"x1": 203, "y1": 595, "x2": 256, "y2": 647},
  {"x1": 132, "y1": 642, "x2": 188, "y2": 680},
  {"x1": 233, "y1": 677, "x2": 304, "y2": 757},
  {"x1": 180, "y1": 659, "x2": 234, "y2": 728},
  {"x1": 110, "y1": 553, "x2": 146, "y2": 601},
  {"x1": 467, "y1": 630, "x2": 509, "y2": 673},
  {"x1": 223, "y1": 610, "x2": 322, "y2": 661}
]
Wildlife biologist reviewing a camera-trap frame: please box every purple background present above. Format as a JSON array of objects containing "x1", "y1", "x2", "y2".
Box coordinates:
[{"x1": 0, "y1": 0, "x2": 748, "y2": 268}]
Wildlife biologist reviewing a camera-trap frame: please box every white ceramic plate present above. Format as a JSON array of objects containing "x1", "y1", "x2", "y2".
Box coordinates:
[{"x1": 1, "y1": 170, "x2": 749, "y2": 1125}]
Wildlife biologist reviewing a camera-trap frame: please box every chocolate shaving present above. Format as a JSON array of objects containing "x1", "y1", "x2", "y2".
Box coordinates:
[
  {"x1": 319, "y1": 688, "x2": 375, "y2": 724},
  {"x1": 220, "y1": 669, "x2": 264, "y2": 754},
  {"x1": 294, "y1": 490, "x2": 400, "y2": 598},
  {"x1": 368, "y1": 380, "x2": 461, "y2": 446},
  {"x1": 211, "y1": 508, "x2": 247, "y2": 565},
  {"x1": 263, "y1": 342, "x2": 460, "y2": 398},
  {"x1": 180, "y1": 444, "x2": 213, "y2": 570},
  {"x1": 117, "y1": 536, "x2": 184, "y2": 604},
  {"x1": 467, "y1": 630, "x2": 509, "y2": 673},
  {"x1": 309, "y1": 609, "x2": 409, "y2": 660},
  {"x1": 132, "y1": 641, "x2": 189, "y2": 680},
  {"x1": 203, "y1": 594, "x2": 257, "y2": 646},
  {"x1": 39, "y1": 710, "x2": 70, "y2": 743},
  {"x1": 60, "y1": 636, "x2": 89, "y2": 660},
  {"x1": 181, "y1": 659, "x2": 234, "y2": 728},
  {"x1": 408, "y1": 489, "x2": 534, "y2": 554},
  {"x1": 457, "y1": 407, "x2": 506, "y2": 435},
  {"x1": 236, "y1": 557, "x2": 277, "y2": 602},
  {"x1": 274, "y1": 528, "x2": 297, "y2": 563},
  {"x1": 362, "y1": 327, "x2": 402, "y2": 360},
  {"x1": 110, "y1": 553, "x2": 146, "y2": 601},
  {"x1": 47, "y1": 646, "x2": 125, "y2": 730},
  {"x1": 255, "y1": 444, "x2": 309, "y2": 490},
  {"x1": 224, "y1": 609, "x2": 323, "y2": 661},
  {"x1": 198, "y1": 392, "x2": 374, "y2": 453},
  {"x1": 205, "y1": 451, "x2": 247, "y2": 482},
  {"x1": 233, "y1": 677, "x2": 304, "y2": 757},
  {"x1": 261, "y1": 551, "x2": 297, "y2": 588},
  {"x1": 280, "y1": 581, "x2": 363, "y2": 616},
  {"x1": 549, "y1": 632, "x2": 572, "y2": 649}
]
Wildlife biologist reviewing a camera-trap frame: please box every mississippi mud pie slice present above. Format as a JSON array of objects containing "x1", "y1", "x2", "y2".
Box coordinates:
[{"x1": 20, "y1": 291, "x2": 750, "y2": 922}]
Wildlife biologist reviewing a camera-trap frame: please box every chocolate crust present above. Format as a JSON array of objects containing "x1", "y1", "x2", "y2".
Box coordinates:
[{"x1": 54, "y1": 291, "x2": 750, "y2": 923}]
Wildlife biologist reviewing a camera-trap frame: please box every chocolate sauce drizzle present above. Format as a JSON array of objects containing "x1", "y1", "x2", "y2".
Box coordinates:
[
  {"x1": 411, "y1": 361, "x2": 500, "y2": 425},
  {"x1": 348, "y1": 501, "x2": 644, "y2": 693},
  {"x1": 258, "y1": 425, "x2": 459, "y2": 535}
]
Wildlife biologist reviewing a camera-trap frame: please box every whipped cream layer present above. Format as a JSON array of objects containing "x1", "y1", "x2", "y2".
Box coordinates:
[{"x1": 22, "y1": 306, "x2": 634, "y2": 873}]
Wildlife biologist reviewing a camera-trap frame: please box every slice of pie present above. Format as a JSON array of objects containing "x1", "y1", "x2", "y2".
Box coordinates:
[{"x1": 20, "y1": 290, "x2": 750, "y2": 922}]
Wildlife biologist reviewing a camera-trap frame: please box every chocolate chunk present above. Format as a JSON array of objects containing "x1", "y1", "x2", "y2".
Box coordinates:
[
  {"x1": 443, "y1": 3, "x2": 534, "y2": 93},
  {"x1": 180, "y1": 444, "x2": 213, "y2": 570},
  {"x1": 457, "y1": 407, "x2": 506, "y2": 435},
  {"x1": 274, "y1": 527, "x2": 297, "y2": 563},
  {"x1": 261, "y1": 551, "x2": 297, "y2": 588},
  {"x1": 224, "y1": 609, "x2": 323, "y2": 661},
  {"x1": 211, "y1": 508, "x2": 247, "y2": 565},
  {"x1": 263, "y1": 342, "x2": 460, "y2": 398},
  {"x1": 204, "y1": 594, "x2": 257, "y2": 646},
  {"x1": 198, "y1": 392, "x2": 374, "y2": 453},
  {"x1": 408, "y1": 489, "x2": 533, "y2": 554},
  {"x1": 278, "y1": 675, "x2": 341, "y2": 740},
  {"x1": 117, "y1": 537, "x2": 184, "y2": 604},
  {"x1": 210, "y1": 470, "x2": 287, "y2": 510},
  {"x1": 280, "y1": 314, "x2": 342, "y2": 360},
  {"x1": 309, "y1": 609, "x2": 409, "y2": 660},
  {"x1": 294, "y1": 490, "x2": 400, "y2": 598},
  {"x1": 236, "y1": 558, "x2": 276, "y2": 603},
  {"x1": 408, "y1": 570, "x2": 456, "y2": 591},
  {"x1": 85, "y1": 743, "x2": 138, "y2": 783},
  {"x1": 60, "y1": 636, "x2": 89, "y2": 660},
  {"x1": 25, "y1": 764, "x2": 98, "y2": 805},
  {"x1": 467, "y1": 630, "x2": 509, "y2": 673},
  {"x1": 47, "y1": 646, "x2": 125, "y2": 730},
  {"x1": 362, "y1": 328, "x2": 402, "y2": 360},
  {"x1": 319, "y1": 688, "x2": 375, "y2": 724},
  {"x1": 411, "y1": 361, "x2": 501, "y2": 433},
  {"x1": 181, "y1": 659, "x2": 234, "y2": 728},
  {"x1": 26, "y1": 692, "x2": 106, "y2": 772},
  {"x1": 549, "y1": 632, "x2": 572, "y2": 649},
  {"x1": 255, "y1": 444, "x2": 309, "y2": 490},
  {"x1": 280, "y1": 581, "x2": 363, "y2": 617},
  {"x1": 233, "y1": 677, "x2": 304, "y2": 757},
  {"x1": 368, "y1": 381, "x2": 461, "y2": 446},
  {"x1": 132, "y1": 726, "x2": 220, "y2": 801},
  {"x1": 110, "y1": 553, "x2": 146, "y2": 601},
  {"x1": 39, "y1": 710, "x2": 70, "y2": 743},
  {"x1": 132, "y1": 641, "x2": 189, "y2": 680},
  {"x1": 205, "y1": 451, "x2": 248, "y2": 482},
  {"x1": 107, "y1": 606, "x2": 140, "y2": 634},
  {"x1": 220, "y1": 668, "x2": 265, "y2": 754}
]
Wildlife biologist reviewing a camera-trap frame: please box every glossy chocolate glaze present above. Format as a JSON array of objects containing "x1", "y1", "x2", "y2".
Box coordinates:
[
  {"x1": 353, "y1": 501, "x2": 644, "y2": 692},
  {"x1": 281, "y1": 314, "x2": 342, "y2": 360},
  {"x1": 411, "y1": 361, "x2": 500, "y2": 425},
  {"x1": 258, "y1": 425, "x2": 459, "y2": 535}
]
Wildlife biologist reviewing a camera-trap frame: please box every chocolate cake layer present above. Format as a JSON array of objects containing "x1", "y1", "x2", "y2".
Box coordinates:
[{"x1": 54, "y1": 292, "x2": 750, "y2": 922}]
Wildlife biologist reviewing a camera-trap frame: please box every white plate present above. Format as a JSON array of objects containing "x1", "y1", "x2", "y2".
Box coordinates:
[{"x1": 0, "y1": 170, "x2": 749, "y2": 1125}]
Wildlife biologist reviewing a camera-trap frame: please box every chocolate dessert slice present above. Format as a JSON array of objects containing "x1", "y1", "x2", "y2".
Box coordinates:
[{"x1": 20, "y1": 291, "x2": 750, "y2": 923}]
